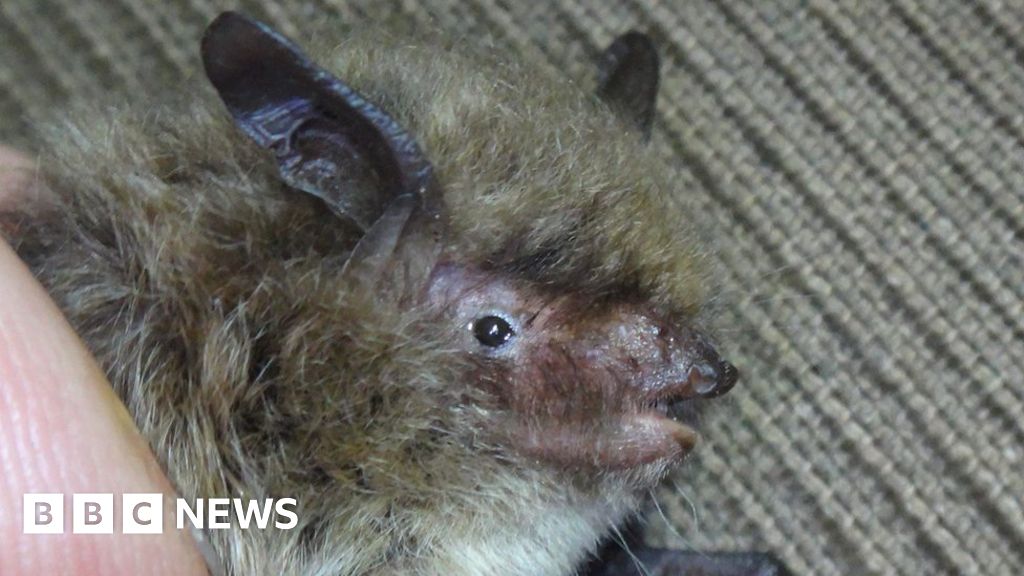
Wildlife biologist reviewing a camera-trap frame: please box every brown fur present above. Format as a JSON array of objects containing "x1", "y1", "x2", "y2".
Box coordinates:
[{"x1": 3, "y1": 27, "x2": 715, "y2": 575}]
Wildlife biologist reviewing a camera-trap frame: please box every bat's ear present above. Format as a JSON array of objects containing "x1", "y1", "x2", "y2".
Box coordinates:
[
  {"x1": 596, "y1": 32, "x2": 660, "y2": 140},
  {"x1": 337, "y1": 192, "x2": 443, "y2": 295},
  {"x1": 201, "y1": 11, "x2": 438, "y2": 233}
]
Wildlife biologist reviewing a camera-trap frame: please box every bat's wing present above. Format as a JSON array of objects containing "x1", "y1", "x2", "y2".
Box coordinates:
[
  {"x1": 583, "y1": 547, "x2": 791, "y2": 576},
  {"x1": 596, "y1": 32, "x2": 660, "y2": 139},
  {"x1": 581, "y1": 519, "x2": 790, "y2": 576}
]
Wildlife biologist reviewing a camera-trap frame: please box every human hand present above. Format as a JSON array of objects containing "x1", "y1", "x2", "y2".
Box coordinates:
[{"x1": 0, "y1": 146, "x2": 210, "y2": 575}]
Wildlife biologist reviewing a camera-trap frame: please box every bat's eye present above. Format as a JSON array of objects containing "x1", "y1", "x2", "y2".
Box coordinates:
[{"x1": 471, "y1": 315, "x2": 516, "y2": 348}]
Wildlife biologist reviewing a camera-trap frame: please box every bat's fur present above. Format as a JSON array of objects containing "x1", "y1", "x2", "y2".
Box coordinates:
[{"x1": 3, "y1": 28, "x2": 715, "y2": 576}]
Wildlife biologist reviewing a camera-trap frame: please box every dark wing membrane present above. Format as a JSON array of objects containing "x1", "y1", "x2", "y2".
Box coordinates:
[{"x1": 597, "y1": 31, "x2": 660, "y2": 139}]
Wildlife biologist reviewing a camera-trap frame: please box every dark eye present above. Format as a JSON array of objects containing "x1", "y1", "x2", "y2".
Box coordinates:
[{"x1": 471, "y1": 315, "x2": 516, "y2": 347}]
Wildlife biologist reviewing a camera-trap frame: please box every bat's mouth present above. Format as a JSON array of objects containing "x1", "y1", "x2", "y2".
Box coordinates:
[
  {"x1": 628, "y1": 396, "x2": 701, "y2": 462},
  {"x1": 504, "y1": 355, "x2": 739, "y2": 470},
  {"x1": 654, "y1": 362, "x2": 734, "y2": 428},
  {"x1": 623, "y1": 358, "x2": 739, "y2": 466},
  {"x1": 665, "y1": 395, "x2": 702, "y2": 429},
  {"x1": 503, "y1": 376, "x2": 731, "y2": 470},
  {"x1": 637, "y1": 405, "x2": 700, "y2": 452}
]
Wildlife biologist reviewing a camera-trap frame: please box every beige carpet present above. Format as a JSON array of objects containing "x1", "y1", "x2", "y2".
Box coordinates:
[{"x1": 2, "y1": 1, "x2": 1022, "y2": 574}]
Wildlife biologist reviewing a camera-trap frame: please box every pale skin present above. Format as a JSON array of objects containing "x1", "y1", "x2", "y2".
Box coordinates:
[{"x1": 0, "y1": 146, "x2": 207, "y2": 575}]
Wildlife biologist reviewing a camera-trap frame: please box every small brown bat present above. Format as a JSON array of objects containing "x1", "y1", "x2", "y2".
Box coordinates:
[{"x1": 2, "y1": 12, "x2": 786, "y2": 576}]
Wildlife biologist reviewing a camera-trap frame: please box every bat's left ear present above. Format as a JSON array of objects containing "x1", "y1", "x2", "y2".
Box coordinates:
[
  {"x1": 201, "y1": 11, "x2": 438, "y2": 233},
  {"x1": 596, "y1": 32, "x2": 660, "y2": 140}
]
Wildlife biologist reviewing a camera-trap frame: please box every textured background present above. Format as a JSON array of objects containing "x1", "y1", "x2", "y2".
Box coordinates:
[{"x1": 1, "y1": 1, "x2": 1022, "y2": 574}]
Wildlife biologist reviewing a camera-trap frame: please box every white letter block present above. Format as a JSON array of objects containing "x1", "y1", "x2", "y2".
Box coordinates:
[
  {"x1": 23, "y1": 493, "x2": 63, "y2": 534},
  {"x1": 123, "y1": 493, "x2": 163, "y2": 534},
  {"x1": 73, "y1": 493, "x2": 113, "y2": 534}
]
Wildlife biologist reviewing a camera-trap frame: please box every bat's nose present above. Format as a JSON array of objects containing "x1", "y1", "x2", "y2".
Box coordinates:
[
  {"x1": 684, "y1": 344, "x2": 739, "y2": 399},
  {"x1": 608, "y1": 306, "x2": 740, "y2": 403}
]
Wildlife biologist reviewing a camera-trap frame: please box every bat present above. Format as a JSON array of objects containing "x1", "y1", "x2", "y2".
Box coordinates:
[{"x1": 2, "y1": 11, "x2": 787, "y2": 576}]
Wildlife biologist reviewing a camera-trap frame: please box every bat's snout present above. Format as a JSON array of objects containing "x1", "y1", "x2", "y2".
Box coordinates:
[
  {"x1": 683, "y1": 342, "x2": 739, "y2": 399},
  {"x1": 630, "y1": 319, "x2": 739, "y2": 406}
]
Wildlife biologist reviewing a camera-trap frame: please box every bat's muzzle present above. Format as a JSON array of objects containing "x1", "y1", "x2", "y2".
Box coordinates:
[{"x1": 684, "y1": 341, "x2": 739, "y2": 399}]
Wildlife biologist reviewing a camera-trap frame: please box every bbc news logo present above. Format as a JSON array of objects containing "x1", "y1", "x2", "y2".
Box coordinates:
[{"x1": 23, "y1": 493, "x2": 298, "y2": 534}]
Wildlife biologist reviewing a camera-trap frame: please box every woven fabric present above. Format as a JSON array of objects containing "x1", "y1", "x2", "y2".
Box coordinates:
[{"x1": 2, "y1": 1, "x2": 1021, "y2": 574}]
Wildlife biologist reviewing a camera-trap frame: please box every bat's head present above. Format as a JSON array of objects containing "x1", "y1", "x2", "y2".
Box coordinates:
[
  {"x1": 427, "y1": 263, "x2": 736, "y2": 470},
  {"x1": 200, "y1": 10, "x2": 732, "y2": 519}
]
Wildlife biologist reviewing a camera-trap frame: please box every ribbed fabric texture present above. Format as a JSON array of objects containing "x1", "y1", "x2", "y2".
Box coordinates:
[{"x1": 1, "y1": 2, "x2": 1021, "y2": 574}]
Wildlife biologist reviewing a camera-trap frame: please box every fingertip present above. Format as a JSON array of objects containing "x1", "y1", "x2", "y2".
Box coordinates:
[
  {"x1": 0, "y1": 146, "x2": 33, "y2": 204},
  {"x1": 0, "y1": 241, "x2": 208, "y2": 575}
]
